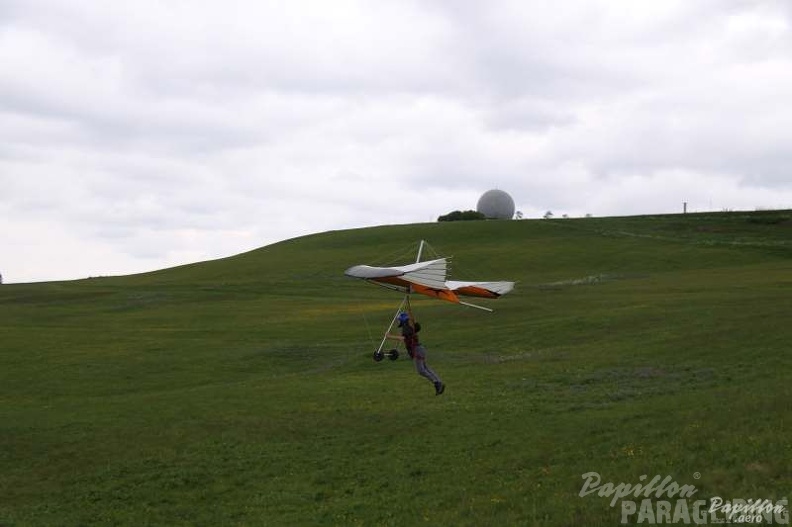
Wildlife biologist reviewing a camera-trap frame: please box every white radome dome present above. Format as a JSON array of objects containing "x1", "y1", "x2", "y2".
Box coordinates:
[{"x1": 477, "y1": 189, "x2": 515, "y2": 219}]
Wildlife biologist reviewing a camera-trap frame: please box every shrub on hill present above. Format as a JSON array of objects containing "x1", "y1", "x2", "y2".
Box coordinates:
[{"x1": 437, "y1": 210, "x2": 486, "y2": 222}]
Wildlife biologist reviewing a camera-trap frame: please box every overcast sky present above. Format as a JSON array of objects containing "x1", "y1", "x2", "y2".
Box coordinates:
[{"x1": 2, "y1": 0, "x2": 791, "y2": 283}]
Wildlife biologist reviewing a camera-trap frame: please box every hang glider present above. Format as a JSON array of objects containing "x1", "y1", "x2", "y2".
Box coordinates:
[
  {"x1": 346, "y1": 240, "x2": 514, "y2": 362},
  {"x1": 344, "y1": 241, "x2": 514, "y2": 311}
]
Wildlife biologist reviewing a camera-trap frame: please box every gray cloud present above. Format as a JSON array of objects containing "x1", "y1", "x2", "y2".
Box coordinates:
[{"x1": 2, "y1": 0, "x2": 791, "y2": 282}]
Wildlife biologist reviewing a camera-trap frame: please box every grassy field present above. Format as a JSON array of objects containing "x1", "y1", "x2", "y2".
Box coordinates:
[{"x1": 1, "y1": 211, "x2": 790, "y2": 526}]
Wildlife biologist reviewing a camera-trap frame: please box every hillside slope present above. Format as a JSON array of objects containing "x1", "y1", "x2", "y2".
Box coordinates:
[{"x1": 1, "y1": 211, "x2": 790, "y2": 526}]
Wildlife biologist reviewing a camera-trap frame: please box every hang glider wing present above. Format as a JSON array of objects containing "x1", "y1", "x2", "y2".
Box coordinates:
[
  {"x1": 345, "y1": 258, "x2": 448, "y2": 293},
  {"x1": 446, "y1": 280, "x2": 515, "y2": 299},
  {"x1": 345, "y1": 256, "x2": 514, "y2": 309}
]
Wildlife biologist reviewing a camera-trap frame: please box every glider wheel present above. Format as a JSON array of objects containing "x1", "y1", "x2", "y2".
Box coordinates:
[
  {"x1": 387, "y1": 348, "x2": 399, "y2": 361},
  {"x1": 373, "y1": 350, "x2": 385, "y2": 362}
]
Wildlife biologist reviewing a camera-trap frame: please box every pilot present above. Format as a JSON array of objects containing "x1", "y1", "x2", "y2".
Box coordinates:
[{"x1": 388, "y1": 311, "x2": 445, "y2": 395}]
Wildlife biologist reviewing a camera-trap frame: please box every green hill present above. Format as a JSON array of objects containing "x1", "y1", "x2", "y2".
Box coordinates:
[{"x1": 1, "y1": 211, "x2": 790, "y2": 526}]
